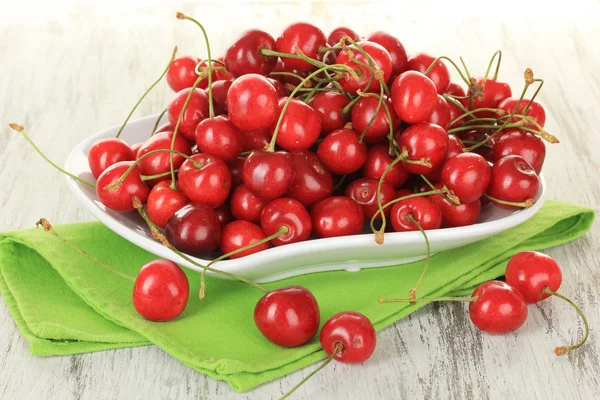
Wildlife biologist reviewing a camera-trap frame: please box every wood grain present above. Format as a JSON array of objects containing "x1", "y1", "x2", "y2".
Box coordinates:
[{"x1": 1, "y1": 1, "x2": 599, "y2": 399}]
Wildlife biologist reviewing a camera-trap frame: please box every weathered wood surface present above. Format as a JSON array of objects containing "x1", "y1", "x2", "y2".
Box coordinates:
[{"x1": 1, "y1": 1, "x2": 599, "y2": 399}]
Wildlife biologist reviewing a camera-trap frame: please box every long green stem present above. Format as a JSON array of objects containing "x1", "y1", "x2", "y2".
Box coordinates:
[
  {"x1": 357, "y1": 87, "x2": 385, "y2": 143},
  {"x1": 407, "y1": 214, "x2": 431, "y2": 302},
  {"x1": 482, "y1": 50, "x2": 502, "y2": 84},
  {"x1": 206, "y1": 227, "x2": 288, "y2": 267},
  {"x1": 151, "y1": 108, "x2": 168, "y2": 136},
  {"x1": 424, "y1": 56, "x2": 470, "y2": 86},
  {"x1": 542, "y1": 287, "x2": 589, "y2": 356}
]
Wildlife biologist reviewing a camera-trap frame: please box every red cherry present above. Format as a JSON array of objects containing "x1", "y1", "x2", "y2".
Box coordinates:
[
  {"x1": 365, "y1": 31, "x2": 408, "y2": 77},
  {"x1": 228, "y1": 157, "x2": 245, "y2": 188},
  {"x1": 391, "y1": 71, "x2": 438, "y2": 124},
  {"x1": 469, "y1": 281, "x2": 528, "y2": 334},
  {"x1": 88, "y1": 138, "x2": 134, "y2": 178},
  {"x1": 195, "y1": 115, "x2": 243, "y2": 163},
  {"x1": 167, "y1": 88, "x2": 209, "y2": 142},
  {"x1": 210, "y1": 80, "x2": 232, "y2": 115},
  {"x1": 213, "y1": 56, "x2": 234, "y2": 81},
  {"x1": 271, "y1": 98, "x2": 321, "y2": 151},
  {"x1": 428, "y1": 185, "x2": 481, "y2": 227},
  {"x1": 224, "y1": 30, "x2": 277, "y2": 77},
  {"x1": 166, "y1": 55, "x2": 200, "y2": 92},
  {"x1": 445, "y1": 82, "x2": 466, "y2": 97},
  {"x1": 271, "y1": 60, "x2": 313, "y2": 86},
  {"x1": 220, "y1": 220, "x2": 269, "y2": 258},
  {"x1": 455, "y1": 129, "x2": 494, "y2": 162},
  {"x1": 178, "y1": 153, "x2": 231, "y2": 207},
  {"x1": 445, "y1": 84, "x2": 467, "y2": 130},
  {"x1": 267, "y1": 78, "x2": 289, "y2": 98},
  {"x1": 390, "y1": 196, "x2": 442, "y2": 232},
  {"x1": 311, "y1": 196, "x2": 364, "y2": 238},
  {"x1": 497, "y1": 97, "x2": 546, "y2": 127},
  {"x1": 276, "y1": 22, "x2": 326, "y2": 71},
  {"x1": 287, "y1": 150, "x2": 333, "y2": 208},
  {"x1": 320, "y1": 311, "x2": 376, "y2": 364},
  {"x1": 130, "y1": 142, "x2": 143, "y2": 159},
  {"x1": 214, "y1": 203, "x2": 232, "y2": 228},
  {"x1": 254, "y1": 286, "x2": 320, "y2": 347},
  {"x1": 132, "y1": 260, "x2": 189, "y2": 322},
  {"x1": 96, "y1": 161, "x2": 150, "y2": 212},
  {"x1": 165, "y1": 203, "x2": 221, "y2": 256},
  {"x1": 241, "y1": 128, "x2": 271, "y2": 152},
  {"x1": 242, "y1": 150, "x2": 294, "y2": 200},
  {"x1": 427, "y1": 94, "x2": 451, "y2": 131},
  {"x1": 307, "y1": 91, "x2": 350, "y2": 134},
  {"x1": 467, "y1": 78, "x2": 512, "y2": 118},
  {"x1": 505, "y1": 251, "x2": 562, "y2": 304},
  {"x1": 227, "y1": 74, "x2": 279, "y2": 131},
  {"x1": 351, "y1": 95, "x2": 400, "y2": 143},
  {"x1": 345, "y1": 177, "x2": 395, "y2": 220},
  {"x1": 407, "y1": 53, "x2": 450, "y2": 94},
  {"x1": 327, "y1": 26, "x2": 360, "y2": 46},
  {"x1": 230, "y1": 184, "x2": 268, "y2": 224},
  {"x1": 136, "y1": 131, "x2": 192, "y2": 185},
  {"x1": 155, "y1": 122, "x2": 173, "y2": 134},
  {"x1": 147, "y1": 180, "x2": 189, "y2": 229},
  {"x1": 336, "y1": 41, "x2": 393, "y2": 94},
  {"x1": 260, "y1": 198, "x2": 312, "y2": 246},
  {"x1": 362, "y1": 144, "x2": 411, "y2": 188},
  {"x1": 486, "y1": 155, "x2": 540, "y2": 210},
  {"x1": 440, "y1": 152, "x2": 491, "y2": 204},
  {"x1": 423, "y1": 134, "x2": 464, "y2": 181},
  {"x1": 396, "y1": 188, "x2": 413, "y2": 198},
  {"x1": 492, "y1": 129, "x2": 546, "y2": 174},
  {"x1": 316, "y1": 128, "x2": 367, "y2": 175},
  {"x1": 397, "y1": 122, "x2": 448, "y2": 174}
]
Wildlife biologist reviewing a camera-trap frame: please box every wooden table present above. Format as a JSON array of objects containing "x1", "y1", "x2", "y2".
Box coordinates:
[{"x1": 1, "y1": 1, "x2": 599, "y2": 398}]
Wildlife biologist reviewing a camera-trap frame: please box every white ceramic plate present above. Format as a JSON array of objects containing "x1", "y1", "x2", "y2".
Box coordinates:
[{"x1": 64, "y1": 114, "x2": 546, "y2": 283}]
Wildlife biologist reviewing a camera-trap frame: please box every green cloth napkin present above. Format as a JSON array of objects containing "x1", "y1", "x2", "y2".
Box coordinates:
[{"x1": 0, "y1": 200, "x2": 594, "y2": 392}]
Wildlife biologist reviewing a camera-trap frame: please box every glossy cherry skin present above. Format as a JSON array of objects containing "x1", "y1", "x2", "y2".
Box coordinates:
[
  {"x1": 492, "y1": 130, "x2": 546, "y2": 174},
  {"x1": 177, "y1": 153, "x2": 231, "y2": 207},
  {"x1": 311, "y1": 196, "x2": 364, "y2": 238},
  {"x1": 397, "y1": 122, "x2": 448, "y2": 175},
  {"x1": 267, "y1": 78, "x2": 289, "y2": 98},
  {"x1": 345, "y1": 177, "x2": 395, "y2": 220},
  {"x1": 241, "y1": 129, "x2": 271, "y2": 152},
  {"x1": 445, "y1": 82, "x2": 466, "y2": 97},
  {"x1": 195, "y1": 115, "x2": 243, "y2": 163},
  {"x1": 242, "y1": 150, "x2": 295, "y2": 200},
  {"x1": 336, "y1": 41, "x2": 393, "y2": 94},
  {"x1": 210, "y1": 80, "x2": 232, "y2": 115},
  {"x1": 132, "y1": 260, "x2": 189, "y2": 322},
  {"x1": 220, "y1": 220, "x2": 269, "y2": 259},
  {"x1": 440, "y1": 152, "x2": 491, "y2": 204},
  {"x1": 227, "y1": 74, "x2": 279, "y2": 131},
  {"x1": 327, "y1": 26, "x2": 360, "y2": 46},
  {"x1": 96, "y1": 161, "x2": 150, "y2": 212},
  {"x1": 88, "y1": 138, "x2": 134, "y2": 178},
  {"x1": 287, "y1": 150, "x2": 333, "y2": 208},
  {"x1": 505, "y1": 251, "x2": 562, "y2": 303},
  {"x1": 407, "y1": 53, "x2": 450, "y2": 94},
  {"x1": 467, "y1": 78, "x2": 512, "y2": 118},
  {"x1": 224, "y1": 30, "x2": 277, "y2": 77},
  {"x1": 427, "y1": 94, "x2": 451, "y2": 131},
  {"x1": 147, "y1": 180, "x2": 189, "y2": 229},
  {"x1": 165, "y1": 203, "x2": 221, "y2": 256},
  {"x1": 166, "y1": 55, "x2": 200, "y2": 92},
  {"x1": 428, "y1": 184, "x2": 481, "y2": 228},
  {"x1": 254, "y1": 286, "x2": 320, "y2": 347},
  {"x1": 316, "y1": 128, "x2": 367, "y2": 175},
  {"x1": 487, "y1": 155, "x2": 540, "y2": 210},
  {"x1": 307, "y1": 91, "x2": 350, "y2": 134},
  {"x1": 271, "y1": 98, "x2": 321, "y2": 151},
  {"x1": 155, "y1": 122, "x2": 174, "y2": 134},
  {"x1": 423, "y1": 134, "x2": 464, "y2": 182},
  {"x1": 167, "y1": 88, "x2": 210, "y2": 142},
  {"x1": 228, "y1": 157, "x2": 245, "y2": 188},
  {"x1": 136, "y1": 131, "x2": 192, "y2": 185},
  {"x1": 276, "y1": 22, "x2": 326, "y2": 71},
  {"x1": 390, "y1": 196, "x2": 442, "y2": 232},
  {"x1": 320, "y1": 311, "x2": 376, "y2": 364},
  {"x1": 469, "y1": 280, "x2": 528, "y2": 334},
  {"x1": 230, "y1": 184, "x2": 268, "y2": 224},
  {"x1": 351, "y1": 95, "x2": 400, "y2": 143},
  {"x1": 362, "y1": 144, "x2": 411, "y2": 188},
  {"x1": 260, "y1": 198, "x2": 312, "y2": 246},
  {"x1": 391, "y1": 71, "x2": 438, "y2": 124},
  {"x1": 130, "y1": 142, "x2": 143, "y2": 159},
  {"x1": 366, "y1": 31, "x2": 408, "y2": 77},
  {"x1": 497, "y1": 97, "x2": 546, "y2": 127},
  {"x1": 445, "y1": 83, "x2": 467, "y2": 129},
  {"x1": 214, "y1": 204, "x2": 232, "y2": 228}
]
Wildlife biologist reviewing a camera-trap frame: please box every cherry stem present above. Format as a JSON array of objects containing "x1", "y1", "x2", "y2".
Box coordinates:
[
  {"x1": 151, "y1": 108, "x2": 168, "y2": 136},
  {"x1": 443, "y1": 94, "x2": 470, "y2": 115},
  {"x1": 424, "y1": 56, "x2": 470, "y2": 86},
  {"x1": 419, "y1": 174, "x2": 460, "y2": 206},
  {"x1": 115, "y1": 46, "x2": 177, "y2": 138},
  {"x1": 373, "y1": 150, "x2": 408, "y2": 243},
  {"x1": 140, "y1": 170, "x2": 179, "y2": 181},
  {"x1": 35, "y1": 218, "x2": 136, "y2": 282},
  {"x1": 177, "y1": 13, "x2": 215, "y2": 118},
  {"x1": 523, "y1": 79, "x2": 544, "y2": 114},
  {"x1": 342, "y1": 35, "x2": 390, "y2": 95},
  {"x1": 280, "y1": 343, "x2": 344, "y2": 400},
  {"x1": 379, "y1": 295, "x2": 478, "y2": 304},
  {"x1": 482, "y1": 50, "x2": 502, "y2": 84},
  {"x1": 8, "y1": 124, "x2": 96, "y2": 188},
  {"x1": 342, "y1": 95, "x2": 361, "y2": 114},
  {"x1": 449, "y1": 107, "x2": 503, "y2": 126},
  {"x1": 542, "y1": 287, "x2": 589, "y2": 356},
  {"x1": 406, "y1": 214, "x2": 430, "y2": 303},
  {"x1": 357, "y1": 87, "x2": 385, "y2": 143},
  {"x1": 484, "y1": 194, "x2": 535, "y2": 208}
]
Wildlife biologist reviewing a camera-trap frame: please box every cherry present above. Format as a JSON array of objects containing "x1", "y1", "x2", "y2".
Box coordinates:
[
  {"x1": 260, "y1": 198, "x2": 312, "y2": 246},
  {"x1": 391, "y1": 71, "x2": 438, "y2": 124},
  {"x1": 440, "y1": 152, "x2": 491, "y2": 204},
  {"x1": 267, "y1": 78, "x2": 289, "y2": 98},
  {"x1": 224, "y1": 30, "x2": 277, "y2": 77},
  {"x1": 505, "y1": 251, "x2": 561, "y2": 303},
  {"x1": 242, "y1": 128, "x2": 271, "y2": 152},
  {"x1": 345, "y1": 177, "x2": 395, "y2": 220},
  {"x1": 220, "y1": 220, "x2": 269, "y2": 259},
  {"x1": 132, "y1": 259, "x2": 189, "y2": 322},
  {"x1": 397, "y1": 122, "x2": 448, "y2": 174},
  {"x1": 88, "y1": 138, "x2": 134, "y2": 178},
  {"x1": 486, "y1": 155, "x2": 539, "y2": 210},
  {"x1": 362, "y1": 144, "x2": 411, "y2": 188},
  {"x1": 97, "y1": 161, "x2": 150, "y2": 212},
  {"x1": 445, "y1": 82, "x2": 466, "y2": 97},
  {"x1": 429, "y1": 183, "x2": 481, "y2": 227},
  {"x1": 146, "y1": 180, "x2": 189, "y2": 229},
  {"x1": 469, "y1": 281, "x2": 528, "y2": 334},
  {"x1": 178, "y1": 153, "x2": 231, "y2": 207},
  {"x1": 228, "y1": 157, "x2": 245, "y2": 188},
  {"x1": 276, "y1": 22, "x2": 326, "y2": 71},
  {"x1": 455, "y1": 129, "x2": 494, "y2": 162},
  {"x1": 311, "y1": 196, "x2": 364, "y2": 238},
  {"x1": 467, "y1": 78, "x2": 512, "y2": 118},
  {"x1": 166, "y1": 55, "x2": 200, "y2": 92},
  {"x1": 130, "y1": 142, "x2": 143, "y2": 159},
  {"x1": 492, "y1": 129, "x2": 546, "y2": 174},
  {"x1": 243, "y1": 150, "x2": 295, "y2": 200},
  {"x1": 335, "y1": 41, "x2": 393, "y2": 94},
  {"x1": 213, "y1": 56, "x2": 234, "y2": 81},
  {"x1": 327, "y1": 26, "x2": 360, "y2": 46},
  {"x1": 320, "y1": 311, "x2": 376, "y2": 363},
  {"x1": 287, "y1": 150, "x2": 333, "y2": 208},
  {"x1": 407, "y1": 53, "x2": 450, "y2": 94},
  {"x1": 497, "y1": 97, "x2": 546, "y2": 127},
  {"x1": 195, "y1": 115, "x2": 243, "y2": 163},
  {"x1": 230, "y1": 184, "x2": 268, "y2": 224},
  {"x1": 423, "y1": 134, "x2": 464, "y2": 182},
  {"x1": 445, "y1": 83, "x2": 467, "y2": 129},
  {"x1": 390, "y1": 197, "x2": 442, "y2": 232},
  {"x1": 210, "y1": 79, "x2": 232, "y2": 115},
  {"x1": 307, "y1": 91, "x2": 350, "y2": 134},
  {"x1": 214, "y1": 203, "x2": 232, "y2": 228},
  {"x1": 167, "y1": 87, "x2": 210, "y2": 142},
  {"x1": 136, "y1": 131, "x2": 192, "y2": 185},
  {"x1": 227, "y1": 74, "x2": 279, "y2": 131},
  {"x1": 365, "y1": 31, "x2": 408, "y2": 77},
  {"x1": 165, "y1": 203, "x2": 221, "y2": 257},
  {"x1": 271, "y1": 60, "x2": 313, "y2": 86},
  {"x1": 316, "y1": 128, "x2": 367, "y2": 175},
  {"x1": 351, "y1": 95, "x2": 400, "y2": 143},
  {"x1": 155, "y1": 122, "x2": 173, "y2": 134},
  {"x1": 254, "y1": 286, "x2": 320, "y2": 347},
  {"x1": 427, "y1": 94, "x2": 451, "y2": 131},
  {"x1": 271, "y1": 98, "x2": 321, "y2": 151}
]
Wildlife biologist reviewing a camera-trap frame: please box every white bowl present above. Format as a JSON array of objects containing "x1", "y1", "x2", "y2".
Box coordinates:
[{"x1": 64, "y1": 114, "x2": 546, "y2": 283}]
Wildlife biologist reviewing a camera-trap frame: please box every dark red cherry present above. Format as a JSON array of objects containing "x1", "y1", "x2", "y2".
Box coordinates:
[
  {"x1": 167, "y1": 87, "x2": 210, "y2": 142},
  {"x1": 227, "y1": 74, "x2": 279, "y2": 131},
  {"x1": 307, "y1": 91, "x2": 351, "y2": 134},
  {"x1": 224, "y1": 30, "x2": 277, "y2": 77},
  {"x1": 345, "y1": 177, "x2": 395, "y2": 220},
  {"x1": 336, "y1": 41, "x2": 393, "y2": 94},
  {"x1": 366, "y1": 31, "x2": 408, "y2": 77},
  {"x1": 351, "y1": 95, "x2": 400, "y2": 143},
  {"x1": 327, "y1": 26, "x2": 360, "y2": 46},
  {"x1": 427, "y1": 94, "x2": 451, "y2": 131},
  {"x1": 390, "y1": 196, "x2": 442, "y2": 232},
  {"x1": 445, "y1": 82, "x2": 466, "y2": 97},
  {"x1": 287, "y1": 150, "x2": 334, "y2": 208},
  {"x1": 311, "y1": 196, "x2": 364, "y2": 238},
  {"x1": 166, "y1": 55, "x2": 200, "y2": 92},
  {"x1": 147, "y1": 180, "x2": 189, "y2": 229},
  {"x1": 320, "y1": 311, "x2": 376, "y2": 364},
  {"x1": 267, "y1": 78, "x2": 289, "y2": 98},
  {"x1": 492, "y1": 130, "x2": 545, "y2": 174},
  {"x1": 220, "y1": 220, "x2": 269, "y2": 259},
  {"x1": 428, "y1": 183, "x2": 481, "y2": 227},
  {"x1": 88, "y1": 138, "x2": 134, "y2": 178},
  {"x1": 486, "y1": 155, "x2": 540, "y2": 210},
  {"x1": 136, "y1": 131, "x2": 192, "y2": 185},
  {"x1": 423, "y1": 134, "x2": 464, "y2": 182},
  {"x1": 271, "y1": 98, "x2": 321, "y2": 151},
  {"x1": 260, "y1": 197, "x2": 312, "y2": 246},
  {"x1": 165, "y1": 203, "x2": 221, "y2": 257},
  {"x1": 230, "y1": 184, "x2": 268, "y2": 224},
  {"x1": 177, "y1": 153, "x2": 231, "y2": 207},
  {"x1": 391, "y1": 71, "x2": 438, "y2": 124},
  {"x1": 96, "y1": 161, "x2": 150, "y2": 212},
  {"x1": 228, "y1": 157, "x2": 245, "y2": 188},
  {"x1": 505, "y1": 251, "x2": 562, "y2": 303},
  {"x1": 363, "y1": 144, "x2": 410, "y2": 188},
  {"x1": 242, "y1": 150, "x2": 295, "y2": 200},
  {"x1": 396, "y1": 122, "x2": 448, "y2": 174},
  {"x1": 195, "y1": 115, "x2": 243, "y2": 163},
  {"x1": 440, "y1": 152, "x2": 491, "y2": 204},
  {"x1": 214, "y1": 203, "x2": 232, "y2": 228},
  {"x1": 210, "y1": 79, "x2": 232, "y2": 115},
  {"x1": 455, "y1": 129, "x2": 494, "y2": 162},
  {"x1": 407, "y1": 52, "x2": 450, "y2": 94},
  {"x1": 469, "y1": 281, "x2": 528, "y2": 334},
  {"x1": 130, "y1": 142, "x2": 143, "y2": 159},
  {"x1": 316, "y1": 128, "x2": 367, "y2": 175},
  {"x1": 242, "y1": 128, "x2": 271, "y2": 152},
  {"x1": 468, "y1": 78, "x2": 512, "y2": 119},
  {"x1": 497, "y1": 97, "x2": 546, "y2": 128},
  {"x1": 276, "y1": 22, "x2": 327, "y2": 71}
]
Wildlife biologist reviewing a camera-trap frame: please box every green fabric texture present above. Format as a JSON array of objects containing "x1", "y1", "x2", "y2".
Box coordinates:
[{"x1": 0, "y1": 200, "x2": 594, "y2": 392}]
